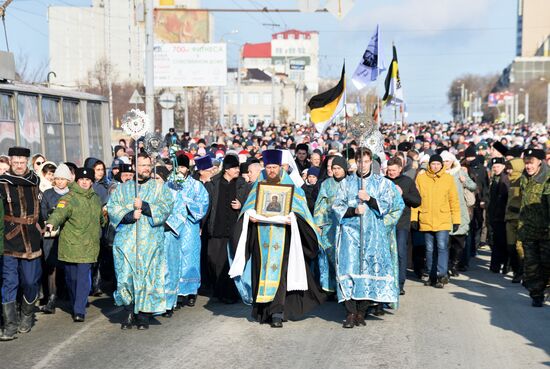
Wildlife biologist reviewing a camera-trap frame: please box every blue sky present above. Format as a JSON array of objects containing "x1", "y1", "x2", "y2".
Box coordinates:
[{"x1": 6, "y1": 0, "x2": 517, "y2": 121}]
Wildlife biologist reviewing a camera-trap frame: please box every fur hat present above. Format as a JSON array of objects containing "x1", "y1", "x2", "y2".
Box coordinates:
[
  {"x1": 176, "y1": 154, "x2": 190, "y2": 169},
  {"x1": 492, "y1": 141, "x2": 508, "y2": 156},
  {"x1": 8, "y1": 147, "x2": 30, "y2": 157},
  {"x1": 75, "y1": 167, "x2": 94, "y2": 181},
  {"x1": 222, "y1": 154, "x2": 240, "y2": 170}
]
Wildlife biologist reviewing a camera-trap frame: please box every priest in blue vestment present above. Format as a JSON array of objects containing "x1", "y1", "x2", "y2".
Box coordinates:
[
  {"x1": 332, "y1": 148, "x2": 404, "y2": 328},
  {"x1": 163, "y1": 154, "x2": 209, "y2": 316},
  {"x1": 229, "y1": 150, "x2": 326, "y2": 328},
  {"x1": 314, "y1": 155, "x2": 349, "y2": 293},
  {"x1": 107, "y1": 153, "x2": 173, "y2": 330}
]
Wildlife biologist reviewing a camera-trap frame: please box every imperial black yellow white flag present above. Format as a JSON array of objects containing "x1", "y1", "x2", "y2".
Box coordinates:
[
  {"x1": 308, "y1": 64, "x2": 346, "y2": 133},
  {"x1": 382, "y1": 45, "x2": 403, "y2": 105}
]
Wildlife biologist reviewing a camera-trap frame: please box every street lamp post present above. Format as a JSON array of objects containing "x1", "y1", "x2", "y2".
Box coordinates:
[
  {"x1": 460, "y1": 83, "x2": 465, "y2": 123},
  {"x1": 525, "y1": 92, "x2": 529, "y2": 123}
]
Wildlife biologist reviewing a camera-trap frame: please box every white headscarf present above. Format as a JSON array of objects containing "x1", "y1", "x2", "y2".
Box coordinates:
[{"x1": 279, "y1": 149, "x2": 305, "y2": 187}]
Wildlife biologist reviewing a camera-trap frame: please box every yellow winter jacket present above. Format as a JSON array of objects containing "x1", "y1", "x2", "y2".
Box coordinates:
[{"x1": 411, "y1": 168, "x2": 461, "y2": 231}]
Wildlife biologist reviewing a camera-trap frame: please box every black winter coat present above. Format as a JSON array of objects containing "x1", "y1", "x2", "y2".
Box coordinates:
[
  {"x1": 0, "y1": 170, "x2": 43, "y2": 259},
  {"x1": 488, "y1": 173, "x2": 510, "y2": 223},
  {"x1": 387, "y1": 174, "x2": 422, "y2": 230},
  {"x1": 204, "y1": 173, "x2": 248, "y2": 237}
]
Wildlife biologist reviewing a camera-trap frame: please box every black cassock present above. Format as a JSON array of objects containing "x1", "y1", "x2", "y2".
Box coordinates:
[{"x1": 231, "y1": 215, "x2": 326, "y2": 323}]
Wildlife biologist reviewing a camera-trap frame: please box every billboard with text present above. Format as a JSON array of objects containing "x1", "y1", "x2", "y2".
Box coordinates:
[{"x1": 154, "y1": 43, "x2": 227, "y2": 87}]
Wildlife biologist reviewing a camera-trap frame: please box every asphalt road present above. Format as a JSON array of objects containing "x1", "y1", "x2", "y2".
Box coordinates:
[{"x1": 1, "y1": 250, "x2": 549, "y2": 369}]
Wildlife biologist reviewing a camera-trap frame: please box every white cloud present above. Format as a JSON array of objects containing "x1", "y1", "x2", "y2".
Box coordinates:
[{"x1": 345, "y1": 0, "x2": 496, "y2": 35}]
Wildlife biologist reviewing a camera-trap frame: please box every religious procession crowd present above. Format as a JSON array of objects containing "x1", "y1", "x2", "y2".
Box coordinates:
[{"x1": 0, "y1": 119, "x2": 549, "y2": 339}]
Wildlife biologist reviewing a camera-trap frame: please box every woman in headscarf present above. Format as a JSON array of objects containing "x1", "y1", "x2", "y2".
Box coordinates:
[
  {"x1": 31, "y1": 153, "x2": 46, "y2": 173},
  {"x1": 83, "y1": 158, "x2": 110, "y2": 205},
  {"x1": 39, "y1": 164, "x2": 73, "y2": 314},
  {"x1": 83, "y1": 157, "x2": 111, "y2": 296},
  {"x1": 38, "y1": 161, "x2": 58, "y2": 193},
  {"x1": 440, "y1": 151, "x2": 477, "y2": 278},
  {"x1": 318, "y1": 155, "x2": 335, "y2": 184}
]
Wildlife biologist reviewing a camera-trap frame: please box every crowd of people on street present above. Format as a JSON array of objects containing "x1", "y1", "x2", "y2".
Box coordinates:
[{"x1": 0, "y1": 118, "x2": 548, "y2": 339}]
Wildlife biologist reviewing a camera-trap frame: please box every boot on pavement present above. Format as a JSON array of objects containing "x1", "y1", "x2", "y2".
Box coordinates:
[
  {"x1": 0, "y1": 302, "x2": 18, "y2": 341},
  {"x1": 512, "y1": 261, "x2": 524, "y2": 284},
  {"x1": 19, "y1": 296, "x2": 37, "y2": 333},
  {"x1": 40, "y1": 294, "x2": 57, "y2": 314},
  {"x1": 91, "y1": 266, "x2": 103, "y2": 296},
  {"x1": 121, "y1": 304, "x2": 134, "y2": 330},
  {"x1": 342, "y1": 313, "x2": 355, "y2": 328},
  {"x1": 136, "y1": 313, "x2": 150, "y2": 330}
]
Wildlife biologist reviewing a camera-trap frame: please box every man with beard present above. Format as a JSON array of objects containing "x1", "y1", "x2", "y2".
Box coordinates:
[
  {"x1": 204, "y1": 154, "x2": 247, "y2": 303},
  {"x1": 229, "y1": 150, "x2": 326, "y2": 328},
  {"x1": 107, "y1": 153, "x2": 173, "y2": 330},
  {"x1": 0, "y1": 147, "x2": 43, "y2": 340}
]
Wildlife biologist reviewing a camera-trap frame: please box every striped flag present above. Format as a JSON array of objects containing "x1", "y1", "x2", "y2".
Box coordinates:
[
  {"x1": 308, "y1": 64, "x2": 346, "y2": 133},
  {"x1": 382, "y1": 45, "x2": 403, "y2": 106}
]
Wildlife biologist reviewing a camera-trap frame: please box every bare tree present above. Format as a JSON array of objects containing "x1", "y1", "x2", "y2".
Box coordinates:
[
  {"x1": 447, "y1": 73, "x2": 500, "y2": 121},
  {"x1": 278, "y1": 106, "x2": 289, "y2": 124},
  {"x1": 523, "y1": 78, "x2": 548, "y2": 123},
  {"x1": 85, "y1": 57, "x2": 119, "y2": 95},
  {"x1": 15, "y1": 52, "x2": 48, "y2": 83},
  {"x1": 188, "y1": 88, "x2": 218, "y2": 134}
]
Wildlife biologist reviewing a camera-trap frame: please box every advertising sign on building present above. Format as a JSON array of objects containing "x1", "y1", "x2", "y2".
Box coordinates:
[
  {"x1": 154, "y1": 10, "x2": 210, "y2": 43},
  {"x1": 488, "y1": 92, "x2": 514, "y2": 107},
  {"x1": 154, "y1": 43, "x2": 227, "y2": 87}
]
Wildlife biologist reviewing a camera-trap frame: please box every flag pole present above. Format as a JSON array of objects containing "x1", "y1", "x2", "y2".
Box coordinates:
[
  {"x1": 378, "y1": 96, "x2": 382, "y2": 124},
  {"x1": 343, "y1": 61, "x2": 350, "y2": 163}
]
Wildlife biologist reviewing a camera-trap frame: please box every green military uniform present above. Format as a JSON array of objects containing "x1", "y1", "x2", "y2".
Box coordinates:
[
  {"x1": 47, "y1": 182, "x2": 106, "y2": 263},
  {"x1": 505, "y1": 158, "x2": 524, "y2": 281},
  {"x1": 518, "y1": 160, "x2": 550, "y2": 303}
]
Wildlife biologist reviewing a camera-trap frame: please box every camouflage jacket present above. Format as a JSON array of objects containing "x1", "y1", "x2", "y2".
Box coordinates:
[
  {"x1": 518, "y1": 163, "x2": 550, "y2": 241},
  {"x1": 47, "y1": 182, "x2": 106, "y2": 263}
]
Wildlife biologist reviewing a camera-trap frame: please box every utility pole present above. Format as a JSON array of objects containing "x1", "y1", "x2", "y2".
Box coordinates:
[
  {"x1": 184, "y1": 87, "x2": 189, "y2": 133},
  {"x1": 0, "y1": 0, "x2": 14, "y2": 17},
  {"x1": 271, "y1": 72, "x2": 276, "y2": 124},
  {"x1": 106, "y1": 0, "x2": 113, "y2": 130},
  {"x1": 145, "y1": 0, "x2": 155, "y2": 127},
  {"x1": 218, "y1": 31, "x2": 238, "y2": 128},
  {"x1": 236, "y1": 45, "x2": 242, "y2": 127},
  {"x1": 219, "y1": 85, "x2": 224, "y2": 128}
]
